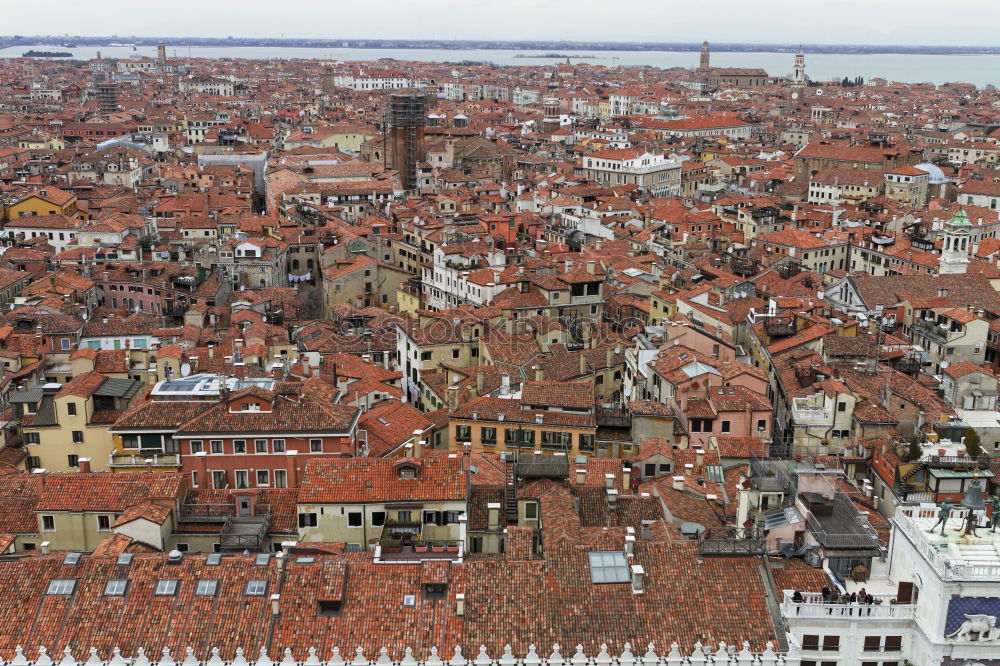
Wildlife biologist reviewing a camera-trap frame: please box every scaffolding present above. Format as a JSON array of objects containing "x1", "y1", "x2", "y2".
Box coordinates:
[{"x1": 389, "y1": 93, "x2": 426, "y2": 192}]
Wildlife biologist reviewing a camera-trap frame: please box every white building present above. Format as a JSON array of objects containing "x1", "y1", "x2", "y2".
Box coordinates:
[
  {"x1": 581, "y1": 148, "x2": 681, "y2": 197},
  {"x1": 782, "y1": 499, "x2": 1000, "y2": 666},
  {"x1": 421, "y1": 242, "x2": 506, "y2": 311}
]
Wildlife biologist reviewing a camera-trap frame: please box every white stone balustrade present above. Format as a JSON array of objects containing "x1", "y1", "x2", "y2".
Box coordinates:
[{"x1": 0, "y1": 642, "x2": 801, "y2": 666}]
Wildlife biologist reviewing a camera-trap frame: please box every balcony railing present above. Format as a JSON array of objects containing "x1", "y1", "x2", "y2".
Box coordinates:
[
  {"x1": 894, "y1": 507, "x2": 1000, "y2": 581},
  {"x1": 109, "y1": 452, "x2": 181, "y2": 468},
  {"x1": 911, "y1": 318, "x2": 950, "y2": 344},
  {"x1": 179, "y1": 504, "x2": 234, "y2": 522},
  {"x1": 791, "y1": 403, "x2": 833, "y2": 425},
  {"x1": 781, "y1": 591, "x2": 914, "y2": 620}
]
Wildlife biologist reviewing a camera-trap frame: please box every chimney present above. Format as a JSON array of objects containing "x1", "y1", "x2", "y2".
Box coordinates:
[
  {"x1": 413, "y1": 431, "x2": 424, "y2": 457},
  {"x1": 684, "y1": 463, "x2": 694, "y2": 477},
  {"x1": 476, "y1": 372, "x2": 484, "y2": 395},
  {"x1": 606, "y1": 347, "x2": 614, "y2": 368},
  {"x1": 455, "y1": 593, "x2": 465, "y2": 617},
  {"x1": 622, "y1": 467, "x2": 631, "y2": 490},
  {"x1": 403, "y1": 442, "x2": 414, "y2": 458},
  {"x1": 41, "y1": 541, "x2": 50, "y2": 555},
  {"x1": 534, "y1": 365, "x2": 544, "y2": 381},
  {"x1": 145, "y1": 459, "x2": 153, "y2": 473},
  {"x1": 270, "y1": 594, "x2": 280, "y2": 616},
  {"x1": 275, "y1": 551, "x2": 285, "y2": 572},
  {"x1": 580, "y1": 354, "x2": 588, "y2": 376},
  {"x1": 576, "y1": 468, "x2": 587, "y2": 485},
  {"x1": 286, "y1": 450, "x2": 300, "y2": 487},
  {"x1": 586, "y1": 261, "x2": 595, "y2": 275},
  {"x1": 234, "y1": 362, "x2": 246, "y2": 379},
  {"x1": 641, "y1": 520, "x2": 653, "y2": 541},
  {"x1": 501, "y1": 374, "x2": 510, "y2": 394},
  {"x1": 208, "y1": 345, "x2": 214, "y2": 360},
  {"x1": 448, "y1": 385, "x2": 459, "y2": 412},
  {"x1": 630, "y1": 564, "x2": 645, "y2": 594},
  {"x1": 604, "y1": 473, "x2": 616, "y2": 490},
  {"x1": 624, "y1": 534, "x2": 635, "y2": 556},
  {"x1": 672, "y1": 475, "x2": 685, "y2": 491},
  {"x1": 695, "y1": 449, "x2": 705, "y2": 467},
  {"x1": 606, "y1": 488, "x2": 618, "y2": 507},
  {"x1": 505, "y1": 317, "x2": 514, "y2": 334},
  {"x1": 78, "y1": 458, "x2": 91, "y2": 473},
  {"x1": 487, "y1": 502, "x2": 500, "y2": 530}
]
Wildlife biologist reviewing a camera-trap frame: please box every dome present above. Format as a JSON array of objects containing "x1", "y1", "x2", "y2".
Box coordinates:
[{"x1": 915, "y1": 162, "x2": 950, "y2": 185}]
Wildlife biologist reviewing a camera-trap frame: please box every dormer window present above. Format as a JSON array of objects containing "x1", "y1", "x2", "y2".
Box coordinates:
[{"x1": 395, "y1": 461, "x2": 418, "y2": 479}]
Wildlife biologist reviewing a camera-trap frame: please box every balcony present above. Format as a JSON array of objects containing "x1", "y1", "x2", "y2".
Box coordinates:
[
  {"x1": 109, "y1": 452, "x2": 181, "y2": 469},
  {"x1": 911, "y1": 318, "x2": 951, "y2": 344},
  {"x1": 781, "y1": 591, "x2": 914, "y2": 620},
  {"x1": 596, "y1": 405, "x2": 631, "y2": 428},
  {"x1": 162, "y1": 304, "x2": 189, "y2": 317},
  {"x1": 791, "y1": 401, "x2": 833, "y2": 426},
  {"x1": 374, "y1": 539, "x2": 463, "y2": 562}
]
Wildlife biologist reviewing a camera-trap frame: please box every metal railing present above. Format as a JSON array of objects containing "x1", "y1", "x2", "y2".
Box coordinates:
[
  {"x1": 781, "y1": 591, "x2": 913, "y2": 620},
  {"x1": 894, "y1": 506, "x2": 1000, "y2": 581},
  {"x1": 179, "y1": 504, "x2": 234, "y2": 522}
]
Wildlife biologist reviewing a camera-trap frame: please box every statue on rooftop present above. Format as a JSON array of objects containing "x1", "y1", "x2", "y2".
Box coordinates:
[
  {"x1": 931, "y1": 499, "x2": 954, "y2": 535},
  {"x1": 990, "y1": 496, "x2": 1000, "y2": 533}
]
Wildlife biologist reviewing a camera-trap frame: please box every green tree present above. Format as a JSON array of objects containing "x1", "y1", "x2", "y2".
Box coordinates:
[
  {"x1": 964, "y1": 427, "x2": 984, "y2": 458},
  {"x1": 906, "y1": 436, "x2": 922, "y2": 462}
]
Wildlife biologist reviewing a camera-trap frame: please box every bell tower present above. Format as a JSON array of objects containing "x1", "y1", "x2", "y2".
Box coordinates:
[
  {"x1": 792, "y1": 46, "x2": 807, "y2": 85},
  {"x1": 939, "y1": 208, "x2": 971, "y2": 275},
  {"x1": 700, "y1": 41, "x2": 710, "y2": 69}
]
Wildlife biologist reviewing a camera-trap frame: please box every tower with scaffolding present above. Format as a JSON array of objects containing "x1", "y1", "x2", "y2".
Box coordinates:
[{"x1": 387, "y1": 92, "x2": 426, "y2": 192}]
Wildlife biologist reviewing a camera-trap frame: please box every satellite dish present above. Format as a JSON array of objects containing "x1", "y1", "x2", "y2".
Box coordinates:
[
  {"x1": 940, "y1": 361, "x2": 949, "y2": 369},
  {"x1": 180, "y1": 362, "x2": 191, "y2": 377},
  {"x1": 727, "y1": 247, "x2": 734, "y2": 254}
]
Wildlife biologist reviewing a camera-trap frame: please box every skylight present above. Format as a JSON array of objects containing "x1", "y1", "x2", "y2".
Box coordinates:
[
  {"x1": 155, "y1": 579, "x2": 178, "y2": 596},
  {"x1": 196, "y1": 579, "x2": 219, "y2": 596},
  {"x1": 63, "y1": 552, "x2": 81, "y2": 566},
  {"x1": 255, "y1": 553, "x2": 271, "y2": 566},
  {"x1": 206, "y1": 553, "x2": 222, "y2": 566},
  {"x1": 245, "y1": 579, "x2": 267, "y2": 596},
  {"x1": 104, "y1": 579, "x2": 128, "y2": 596},
  {"x1": 588, "y1": 551, "x2": 630, "y2": 584},
  {"x1": 46, "y1": 579, "x2": 76, "y2": 595},
  {"x1": 116, "y1": 553, "x2": 133, "y2": 566}
]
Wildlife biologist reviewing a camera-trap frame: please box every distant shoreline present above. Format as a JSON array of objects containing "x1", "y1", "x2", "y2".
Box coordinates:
[{"x1": 3, "y1": 37, "x2": 1000, "y2": 57}]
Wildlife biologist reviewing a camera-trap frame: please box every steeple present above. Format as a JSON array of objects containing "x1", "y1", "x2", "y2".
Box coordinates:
[
  {"x1": 939, "y1": 208, "x2": 971, "y2": 275},
  {"x1": 792, "y1": 46, "x2": 807, "y2": 85},
  {"x1": 700, "y1": 41, "x2": 710, "y2": 69}
]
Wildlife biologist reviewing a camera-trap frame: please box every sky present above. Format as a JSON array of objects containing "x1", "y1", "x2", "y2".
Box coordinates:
[{"x1": 4, "y1": 0, "x2": 996, "y2": 46}]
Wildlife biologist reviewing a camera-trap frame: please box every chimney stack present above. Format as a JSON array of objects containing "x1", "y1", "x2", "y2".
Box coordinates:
[
  {"x1": 501, "y1": 374, "x2": 510, "y2": 394},
  {"x1": 684, "y1": 463, "x2": 694, "y2": 477},
  {"x1": 604, "y1": 473, "x2": 615, "y2": 490},
  {"x1": 476, "y1": 372, "x2": 484, "y2": 395},
  {"x1": 586, "y1": 261, "x2": 595, "y2": 275},
  {"x1": 413, "y1": 431, "x2": 424, "y2": 457},
  {"x1": 576, "y1": 468, "x2": 587, "y2": 485},
  {"x1": 641, "y1": 520, "x2": 654, "y2": 541},
  {"x1": 672, "y1": 475, "x2": 685, "y2": 491},
  {"x1": 631, "y1": 564, "x2": 645, "y2": 594},
  {"x1": 534, "y1": 365, "x2": 544, "y2": 381},
  {"x1": 41, "y1": 541, "x2": 50, "y2": 555},
  {"x1": 448, "y1": 385, "x2": 459, "y2": 412},
  {"x1": 78, "y1": 457, "x2": 91, "y2": 473},
  {"x1": 234, "y1": 362, "x2": 246, "y2": 379},
  {"x1": 695, "y1": 449, "x2": 705, "y2": 467},
  {"x1": 455, "y1": 593, "x2": 465, "y2": 616},
  {"x1": 580, "y1": 354, "x2": 588, "y2": 377},
  {"x1": 403, "y1": 442, "x2": 414, "y2": 458},
  {"x1": 487, "y1": 502, "x2": 500, "y2": 530},
  {"x1": 606, "y1": 347, "x2": 614, "y2": 368},
  {"x1": 145, "y1": 459, "x2": 153, "y2": 473},
  {"x1": 622, "y1": 467, "x2": 631, "y2": 491}
]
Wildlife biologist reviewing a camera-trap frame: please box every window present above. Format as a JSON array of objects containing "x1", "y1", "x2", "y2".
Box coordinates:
[
  {"x1": 255, "y1": 439, "x2": 268, "y2": 453},
  {"x1": 245, "y1": 579, "x2": 267, "y2": 596},
  {"x1": 235, "y1": 470, "x2": 248, "y2": 489},
  {"x1": 234, "y1": 440, "x2": 247, "y2": 454},
  {"x1": 212, "y1": 470, "x2": 227, "y2": 489},
  {"x1": 579, "y1": 433, "x2": 595, "y2": 452},
  {"x1": 104, "y1": 579, "x2": 128, "y2": 596},
  {"x1": 371, "y1": 511, "x2": 386, "y2": 527},
  {"x1": 24, "y1": 433, "x2": 40, "y2": 445},
  {"x1": 154, "y1": 579, "x2": 178, "y2": 596},
  {"x1": 451, "y1": 349, "x2": 460, "y2": 359},
  {"x1": 274, "y1": 469, "x2": 288, "y2": 488},
  {"x1": 347, "y1": 512, "x2": 362, "y2": 527},
  {"x1": 756, "y1": 419, "x2": 767, "y2": 431},
  {"x1": 884, "y1": 636, "x2": 902, "y2": 652},
  {"x1": 68, "y1": 454, "x2": 79, "y2": 468},
  {"x1": 423, "y1": 510, "x2": 442, "y2": 526},
  {"x1": 272, "y1": 439, "x2": 285, "y2": 453},
  {"x1": 190, "y1": 440, "x2": 203, "y2": 454},
  {"x1": 67, "y1": 402, "x2": 77, "y2": 416},
  {"x1": 397, "y1": 510, "x2": 412, "y2": 523},
  {"x1": 862, "y1": 637, "x2": 880, "y2": 652},
  {"x1": 318, "y1": 599, "x2": 342, "y2": 616},
  {"x1": 822, "y1": 636, "x2": 840, "y2": 652},
  {"x1": 72, "y1": 431, "x2": 84, "y2": 443},
  {"x1": 97, "y1": 515, "x2": 111, "y2": 531},
  {"x1": 423, "y1": 583, "x2": 447, "y2": 599},
  {"x1": 310, "y1": 439, "x2": 323, "y2": 453},
  {"x1": 195, "y1": 579, "x2": 218, "y2": 596},
  {"x1": 456, "y1": 425, "x2": 472, "y2": 443},
  {"x1": 721, "y1": 420, "x2": 731, "y2": 434},
  {"x1": 61, "y1": 338, "x2": 70, "y2": 351},
  {"x1": 421, "y1": 351, "x2": 432, "y2": 361},
  {"x1": 47, "y1": 579, "x2": 76, "y2": 595},
  {"x1": 210, "y1": 440, "x2": 224, "y2": 454},
  {"x1": 256, "y1": 470, "x2": 269, "y2": 486},
  {"x1": 524, "y1": 501, "x2": 538, "y2": 520},
  {"x1": 587, "y1": 551, "x2": 630, "y2": 584},
  {"x1": 41, "y1": 515, "x2": 55, "y2": 531},
  {"x1": 298, "y1": 513, "x2": 318, "y2": 528},
  {"x1": 837, "y1": 401, "x2": 846, "y2": 412},
  {"x1": 481, "y1": 426, "x2": 496, "y2": 444},
  {"x1": 802, "y1": 635, "x2": 820, "y2": 651}
]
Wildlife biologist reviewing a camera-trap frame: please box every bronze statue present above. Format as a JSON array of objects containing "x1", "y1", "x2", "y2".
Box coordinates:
[
  {"x1": 990, "y1": 496, "x2": 1000, "y2": 533},
  {"x1": 931, "y1": 499, "x2": 954, "y2": 535}
]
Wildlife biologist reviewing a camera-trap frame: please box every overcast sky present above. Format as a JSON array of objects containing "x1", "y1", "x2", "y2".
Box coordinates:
[{"x1": 4, "y1": 0, "x2": 993, "y2": 46}]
